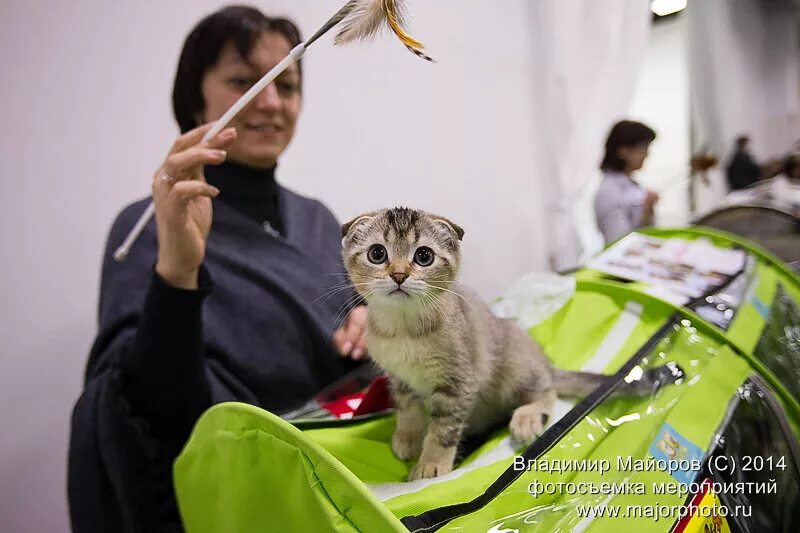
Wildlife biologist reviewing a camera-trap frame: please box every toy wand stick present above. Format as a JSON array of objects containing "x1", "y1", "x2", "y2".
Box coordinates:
[{"x1": 114, "y1": 0, "x2": 431, "y2": 261}]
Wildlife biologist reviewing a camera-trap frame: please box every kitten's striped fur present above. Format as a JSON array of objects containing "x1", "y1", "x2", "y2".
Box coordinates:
[{"x1": 342, "y1": 207, "x2": 610, "y2": 481}]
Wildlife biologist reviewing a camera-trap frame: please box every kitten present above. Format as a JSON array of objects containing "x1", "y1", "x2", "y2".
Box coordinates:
[{"x1": 341, "y1": 207, "x2": 621, "y2": 481}]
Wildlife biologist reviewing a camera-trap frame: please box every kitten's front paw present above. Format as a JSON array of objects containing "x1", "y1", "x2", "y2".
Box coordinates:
[
  {"x1": 509, "y1": 405, "x2": 548, "y2": 444},
  {"x1": 408, "y1": 460, "x2": 453, "y2": 481},
  {"x1": 392, "y1": 430, "x2": 423, "y2": 461}
]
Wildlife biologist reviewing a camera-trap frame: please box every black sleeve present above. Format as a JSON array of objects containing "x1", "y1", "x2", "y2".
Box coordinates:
[{"x1": 118, "y1": 266, "x2": 213, "y2": 452}]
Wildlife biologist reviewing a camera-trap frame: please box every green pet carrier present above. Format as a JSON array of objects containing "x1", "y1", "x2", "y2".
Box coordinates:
[{"x1": 173, "y1": 227, "x2": 800, "y2": 532}]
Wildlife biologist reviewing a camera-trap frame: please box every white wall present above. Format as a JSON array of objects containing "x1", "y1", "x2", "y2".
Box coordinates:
[
  {"x1": 629, "y1": 14, "x2": 691, "y2": 228},
  {"x1": 525, "y1": 1, "x2": 652, "y2": 267},
  {"x1": 0, "y1": 2, "x2": 548, "y2": 531},
  {"x1": 688, "y1": 0, "x2": 800, "y2": 212}
]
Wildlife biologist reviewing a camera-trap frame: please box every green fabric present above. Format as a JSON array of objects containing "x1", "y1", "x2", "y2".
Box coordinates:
[
  {"x1": 581, "y1": 228, "x2": 800, "y2": 426},
  {"x1": 174, "y1": 403, "x2": 406, "y2": 533},
  {"x1": 174, "y1": 282, "x2": 668, "y2": 529},
  {"x1": 302, "y1": 416, "x2": 514, "y2": 487},
  {"x1": 726, "y1": 262, "x2": 776, "y2": 354},
  {"x1": 530, "y1": 284, "x2": 669, "y2": 373},
  {"x1": 172, "y1": 233, "x2": 800, "y2": 531},
  {"x1": 445, "y1": 329, "x2": 752, "y2": 532},
  {"x1": 302, "y1": 416, "x2": 406, "y2": 484}
]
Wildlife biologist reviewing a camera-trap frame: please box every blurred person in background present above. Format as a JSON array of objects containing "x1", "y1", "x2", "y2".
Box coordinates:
[
  {"x1": 594, "y1": 120, "x2": 659, "y2": 245},
  {"x1": 726, "y1": 135, "x2": 763, "y2": 191},
  {"x1": 774, "y1": 154, "x2": 800, "y2": 214}
]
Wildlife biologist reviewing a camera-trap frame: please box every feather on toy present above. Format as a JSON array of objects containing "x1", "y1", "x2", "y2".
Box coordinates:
[{"x1": 335, "y1": 0, "x2": 434, "y2": 62}]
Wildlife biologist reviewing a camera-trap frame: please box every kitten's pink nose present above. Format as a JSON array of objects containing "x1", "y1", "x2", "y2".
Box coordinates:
[{"x1": 391, "y1": 273, "x2": 408, "y2": 286}]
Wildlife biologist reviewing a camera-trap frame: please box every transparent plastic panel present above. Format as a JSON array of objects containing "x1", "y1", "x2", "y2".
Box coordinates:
[
  {"x1": 753, "y1": 284, "x2": 800, "y2": 399},
  {"x1": 691, "y1": 376, "x2": 800, "y2": 533},
  {"x1": 402, "y1": 319, "x2": 755, "y2": 532}
]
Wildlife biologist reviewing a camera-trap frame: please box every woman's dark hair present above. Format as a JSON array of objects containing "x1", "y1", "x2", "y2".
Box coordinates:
[
  {"x1": 172, "y1": 5, "x2": 303, "y2": 133},
  {"x1": 600, "y1": 120, "x2": 657, "y2": 172}
]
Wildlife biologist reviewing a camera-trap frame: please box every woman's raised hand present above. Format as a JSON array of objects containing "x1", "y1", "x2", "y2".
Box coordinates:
[{"x1": 153, "y1": 123, "x2": 237, "y2": 289}]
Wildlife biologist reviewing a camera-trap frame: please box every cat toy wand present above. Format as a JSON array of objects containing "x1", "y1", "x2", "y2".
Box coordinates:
[
  {"x1": 113, "y1": 0, "x2": 431, "y2": 261},
  {"x1": 652, "y1": 151, "x2": 718, "y2": 193}
]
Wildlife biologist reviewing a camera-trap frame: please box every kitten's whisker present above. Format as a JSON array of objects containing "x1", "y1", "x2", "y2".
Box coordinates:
[
  {"x1": 314, "y1": 285, "x2": 357, "y2": 306},
  {"x1": 425, "y1": 293, "x2": 444, "y2": 334},
  {"x1": 332, "y1": 291, "x2": 364, "y2": 319},
  {"x1": 319, "y1": 282, "x2": 353, "y2": 292},
  {"x1": 429, "y1": 292, "x2": 449, "y2": 317},
  {"x1": 321, "y1": 281, "x2": 371, "y2": 290},
  {"x1": 327, "y1": 292, "x2": 368, "y2": 344},
  {"x1": 425, "y1": 292, "x2": 449, "y2": 328},
  {"x1": 420, "y1": 291, "x2": 437, "y2": 318},
  {"x1": 421, "y1": 279, "x2": 460, "y2": 291},
  {"x1": 423, "y1": 289, "x2": 451, "y2": 333},
  {"x1": 427, "y1": 296, "x2": 436, "y2": 333},
  {"x1": 424, "y1": 290, "x2": 447, "y2": 328},
  {"x1": 423, "y1": 282, "x2": 472, "y2": 306},
  {"x1": 418, "y1": 293, "x2": 435, "y2": 335},
  {"x1": 314, "y1": 282, "x2": 371, "y2": 306},
  {"x1": 327, "y1": 286, "x2": 374, "y2": 340},
  {"x1": 419, "y1": 292, "x2": 430, "y2": 332}
]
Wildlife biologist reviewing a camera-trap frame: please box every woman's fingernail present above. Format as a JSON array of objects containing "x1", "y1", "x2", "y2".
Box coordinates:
[
  {"x1": 211, "y1": 149, "x2": 226, "y2": 158},
  {"x1": 210, "y1": 186, "x2": 220, "y2": 195},
  {"x1": 342, "y1": 341, "x2": 353, "y2": 353},
  {"x1": 352, "y1": 348, "x2": 363, "y2": 359}
]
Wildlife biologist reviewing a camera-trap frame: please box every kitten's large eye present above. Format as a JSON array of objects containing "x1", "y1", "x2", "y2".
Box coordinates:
[
  {"x1": 367, "y1": 244, "x2": 387, "y2": 264},
  {"x1": 414, "y1": 246, "x2": 435, "y2": 267}
]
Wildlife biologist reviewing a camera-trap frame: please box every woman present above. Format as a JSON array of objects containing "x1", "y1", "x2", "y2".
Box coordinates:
[
  {"x1": 68, "y1": 6, "x2": 366, "y2": 532},
  {"x1": 594, "y1": 120, "x2": 659, "y2": 245}
]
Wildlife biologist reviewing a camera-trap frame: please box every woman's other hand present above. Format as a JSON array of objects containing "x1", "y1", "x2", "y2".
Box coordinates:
[
  {"x1": 644, "y1": 190, "x2": 660, "y2": 207},
  {"x1": 333, "y1": 305, "x2": 368, "y2": 360},
  {"x1": 153, "y1": 123, "x2": 237, "y2": 289},
  {"x1": 640, "y1": 190, "x2": 659, "y2": 226}
]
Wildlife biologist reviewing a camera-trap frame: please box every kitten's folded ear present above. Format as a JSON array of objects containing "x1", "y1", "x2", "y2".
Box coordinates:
[
  {"x1": 341, "y1": 213, "x2": 376, "y2": 238},
  {"x1": 432, "y1": 216, "x2": 465, "y2": 241}
]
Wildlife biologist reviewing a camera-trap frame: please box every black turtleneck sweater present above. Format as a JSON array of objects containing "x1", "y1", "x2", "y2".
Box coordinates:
[
  {"x1": 205, "y1": 160, "x2": 284, "y2": 235},
  {"x1": 121, "y1": 161, "x2": 287, "y2": 451}
]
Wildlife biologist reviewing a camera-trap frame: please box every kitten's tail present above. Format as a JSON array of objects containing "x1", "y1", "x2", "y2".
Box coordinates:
[
  {"x1": 553, "y1": 363, "x2": 684, "y2": 398},
  {"x1": 552, "y1": 370, "x2": 611, "y2": 397}
]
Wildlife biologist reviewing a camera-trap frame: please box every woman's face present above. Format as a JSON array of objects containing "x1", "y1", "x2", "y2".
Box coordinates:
[
  {"x1": 200, "y1": 32, "x2": 301, "y2": 168},
  {"x1": 618, "y1": 143, "x2": 651, "y2": 173}
]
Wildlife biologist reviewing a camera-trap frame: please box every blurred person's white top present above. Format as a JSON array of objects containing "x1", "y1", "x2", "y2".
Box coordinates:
[
  {"x1": 771, "y1": 176, "x2": 800, "y2": 208},
  {"x1": 724, "y1": 175, "x2": 800, "y2": 211},
  {"x1": 594, "y1": 170, "x2": 647, "y2": 245}
]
